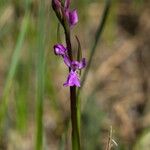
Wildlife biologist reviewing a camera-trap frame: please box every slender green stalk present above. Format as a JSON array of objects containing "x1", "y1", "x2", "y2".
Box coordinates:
[
  {"x1": 35, "y1": 1, "x2": 45, "y2": 150},
  {"x1": 75, "y1": 1, "x2": 111, "y2": 145},
  {"x1": 70, "y1": 86, "x2": 80, "y2": 150},
  {"x1": 77, "y1": 0, "x2": 111, "y2": 96}
]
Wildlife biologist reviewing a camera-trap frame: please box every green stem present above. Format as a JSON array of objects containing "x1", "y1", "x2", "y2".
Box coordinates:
[
  {"x1": 77, "y1": 0, "x2": 111, "y2": 96},
  {"x1": 35, "y1": 1, "x2": 45, "y2": 150},
  {"x1": 70, "y1": 86, "x2": 80, "y2": 150}
]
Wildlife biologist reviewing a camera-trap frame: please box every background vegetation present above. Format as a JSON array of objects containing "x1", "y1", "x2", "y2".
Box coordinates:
[{"x1": 0, "y1": 0, "x2": 150, "y2": 149}]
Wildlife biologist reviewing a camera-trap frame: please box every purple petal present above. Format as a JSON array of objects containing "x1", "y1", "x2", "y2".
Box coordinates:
[
  {"x1": 71, "y1": 58, "x2": 86, "y2": 70},
  {"x1": 63, "y1": 70, "x2": 80, "y2": 87},
  {"x1": 54, "y1": 44, "x2": 67, "y2": 56},
  {"x1": 63, "y1": 55, "x2": 71, "y2": 67},
  {"x1": 69, "y1": 9, "x2": 78, "y2": 26},
  {"x1": 78, "y1": 58, "x2": 86, "y2": 69},
  {"x1": 64, "y1": 0, "x2": 70, "y2": 9}
]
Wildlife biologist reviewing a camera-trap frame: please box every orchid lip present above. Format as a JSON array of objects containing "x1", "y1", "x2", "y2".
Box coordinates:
[{"x1": 63, "y1": 70, "x2": 80, "y2": 87}]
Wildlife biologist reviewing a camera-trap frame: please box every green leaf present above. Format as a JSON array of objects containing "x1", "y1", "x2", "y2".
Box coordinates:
[
  {"x1": 75, "y1": 36, "x2": 82, "y2": 62},
  {"x1": 0, "y1": 14, "x2": 29, "y2": 131}
]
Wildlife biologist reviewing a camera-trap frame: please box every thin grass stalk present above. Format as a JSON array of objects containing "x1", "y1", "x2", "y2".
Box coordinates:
[
  {"x1": 76, "y1": 0, "x2": 111, "y2": 144},
  {"x1": 105, "y1": 126, "x2": 113, "y2": 150},
  {"x1": 15, "y1": 74, "x2": 28, "y2": 131},
  {"x1": 35, "y1": 1, "x2": 45, "y2": 150},
  {"x1": 77, "y1": 0, "x2": 111, "y2": 96},
  {"x1": 0, "y1": 14, "x2": 29, "y2": 130},
  {"x1": 77, "y1": 0, "x2": 111, "y2": 144}
]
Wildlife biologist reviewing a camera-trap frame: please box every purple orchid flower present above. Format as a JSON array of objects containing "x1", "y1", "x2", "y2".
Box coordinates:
[
  {"x1": 63, "y1": 56, "x2": 86, "y2": 87},
  {"x1": 53, "y1": 43, "x2": 86, "y2": 87}
]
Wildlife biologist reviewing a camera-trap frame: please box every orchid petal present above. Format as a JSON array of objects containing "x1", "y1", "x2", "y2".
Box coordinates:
[
  {"x1": 63, "y1": 55, "x2": 71, "y2": 67},
  {"x1": 71, "y1": 58, "x2": 86, "y2": 70},
  {"x1": 78, "y1": 58, "x2": 86, "y2": 69}
]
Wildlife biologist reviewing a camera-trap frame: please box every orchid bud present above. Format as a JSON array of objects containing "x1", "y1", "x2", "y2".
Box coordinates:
[
  {"x1": 52, "y1": 0, "x2": 62, "y2": 20},
  {"x1": 64, "y1": 9, "x2": 78, "y2": 27},
  {"x1": 68, "y1": 9, "x2": 78, "y2": 26},
  {"x1": 52, "y1": 0, "x2": 61, "y2": 11}
]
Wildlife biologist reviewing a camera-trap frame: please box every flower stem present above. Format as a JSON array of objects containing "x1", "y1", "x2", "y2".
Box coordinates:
[
  {"x1": 64, "y1": 27, "x2": 81, "y2": 150},
  {"x1": 70, "y1": 86, "x2": 80, "y2": 150}
]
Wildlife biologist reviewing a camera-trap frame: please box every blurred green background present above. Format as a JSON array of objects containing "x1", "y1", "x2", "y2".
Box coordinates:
[{"x1": 0, "y1": 0, "x2": 150, "y2": 149}]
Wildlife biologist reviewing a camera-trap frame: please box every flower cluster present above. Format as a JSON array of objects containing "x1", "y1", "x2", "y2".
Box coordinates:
[
  {"x1": 52, "y1": 0, "x2": 78, "y2": 27},
  {"x1": 54, "y1": 44, "x2": 86, "y2": 87},
  {"x1": 52, "y1": 0, "x2": 86, "y2": 87}
]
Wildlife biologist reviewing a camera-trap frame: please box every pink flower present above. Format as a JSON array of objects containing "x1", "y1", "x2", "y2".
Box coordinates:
[{"x1": 53, "y1": 43, "x2": 86, "y2": 87}]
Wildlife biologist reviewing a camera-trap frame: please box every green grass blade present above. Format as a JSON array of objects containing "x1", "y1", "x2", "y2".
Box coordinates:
[
  {"x1": 35, "y1": 1, "x2": 46, "y2": 150},
  {"x1": 0, "y1": 14, "x2": 29, "y2": 128},
  {"x1": 15, "y1": 63, "x2": 29, "y2": 132},
  {"x1": 76, "y1": 0, "x2": 111, "y2": 141},
  {"x1": 3, "y1": 15, "x2": 29, "y2": 96},
  {"x1": 79, "y1": 0, "x2": 111, "y2": 92}
]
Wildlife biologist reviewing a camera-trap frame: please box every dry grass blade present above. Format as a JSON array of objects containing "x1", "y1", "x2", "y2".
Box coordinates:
[
  {"x1": 105, "y1": 126, "x2": 117, "y2": 150},
  {"x1": 0, "y1": 5, "x2": 14, "y2": 29},
  {"x1": 105, "y1": 126, "x2": 113, "y2": 150}
]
